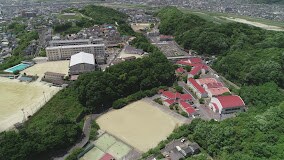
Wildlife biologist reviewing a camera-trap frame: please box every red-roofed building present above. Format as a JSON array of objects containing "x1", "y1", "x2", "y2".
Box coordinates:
[
  {"x1": 163, "y1": 99, "x2": 177, "y2": 107},
  {"x1": 207, "y1": 87, "x2": 230, "y2": 98},
  {"x1": 161, "y1": 91, "x2": 181, "y2": 100},
  {"x1": 196, "y1": 78, "x2": 218, "y2": 85},
  {"x1": 209, "y1": 95, "x2": 246, "y2": 114},
  {"x1": 203, "y1": 82, "x2": 224, "y2": 89},
  {"x1": 187, "y1": 78, "x2": 208, "y2": 98},
  {"x1": 176, "y1": 59, "x2": 192, "y2": 66},
  {"x1": 179, "y1": 101, "x2": 199, "y2": 117},
  {"x1": 176, "y1": 57, "x2": 203, "y2": 67},
  {"x1": 100, "y1": 153, "x2": 115, "y2": 160},
  {"x1": 160, "y1": 90, "x2": 193, "y2": 106},
  {"x1": 189, "y1": 57, "x2": 202, "y2": 64},
  {"x1": 188, "y1": 64, "x2": 208, "y2": 78},
  {"x1": 175, "y1": 67, "x2": 186, "y2": 76}
]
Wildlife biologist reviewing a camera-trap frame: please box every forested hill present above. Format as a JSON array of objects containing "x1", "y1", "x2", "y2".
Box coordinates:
[
  {"x1": 154, "y1": 7, "x2": 284, "y2": 160},
  {"x1": 157, "y1": 7, "x2": 284, "y2": 89}
]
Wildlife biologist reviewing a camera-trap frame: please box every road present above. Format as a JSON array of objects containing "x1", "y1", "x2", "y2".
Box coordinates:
[{"x1": 53, "y1": 114, "x2": 100, "y2": 160}]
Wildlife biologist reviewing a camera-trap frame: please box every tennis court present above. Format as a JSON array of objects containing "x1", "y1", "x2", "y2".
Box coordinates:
[
  {"x1": 107, "y1": 141, "x2": 131, "y2": 159},
  {"x1": 95, "y1": 133, "x2": 117, "y2": 151},
  {"x1": 80, "y1": 133, "x2": 132, "y2": 160},
  {"x1": 80, "y1": 147, "x2": 105, "y2": 160}
]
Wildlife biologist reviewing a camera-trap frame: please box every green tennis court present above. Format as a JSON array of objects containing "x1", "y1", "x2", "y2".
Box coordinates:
[
  {"x1": 95, "y1": 133, "x2": 117, "y2": 151},
  {"x1": 80, "y1": 147, "x2": 104, "y2": 160},
  {"x1": 107, "y1": 141, "x2": 131, "y2": 159}
]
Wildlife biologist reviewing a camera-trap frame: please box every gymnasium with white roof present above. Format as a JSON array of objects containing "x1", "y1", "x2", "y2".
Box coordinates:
[{"x1": 69, "y1": 52, "x2": 96, "y2": 75}]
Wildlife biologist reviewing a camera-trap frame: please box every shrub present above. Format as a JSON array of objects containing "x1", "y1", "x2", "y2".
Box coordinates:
[
  {"x1": 154, "y1": 98, "x2": 163, "y2": 105},
  {"x1": 112, "y1": 98, "x2": 128, "y2": 109},
  {"x1": 181, "y1": 111, "x2": 189, "y2": 118}
]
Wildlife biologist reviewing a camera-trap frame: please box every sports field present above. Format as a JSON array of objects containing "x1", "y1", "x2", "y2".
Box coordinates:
[
  {"x1": 131, "y1": 23, "x2": 151, "y2": 32},
  {"x1": 21, "y1": 60, "x2": 69, "y2": 79},
  {"x1": 96, "y1": 100, "x2": 183, "y2": 152},
  {"x1": 0, "y1": 77, "x2": 60, "y2": 132}
]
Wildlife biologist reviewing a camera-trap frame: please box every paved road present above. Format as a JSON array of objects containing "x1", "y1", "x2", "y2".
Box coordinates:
[{"x1": 53, "y1": 114, "x2": 100, "y2": 160}]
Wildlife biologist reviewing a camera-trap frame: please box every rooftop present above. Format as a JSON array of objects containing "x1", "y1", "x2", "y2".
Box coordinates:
[
  {"x1": 46, "y1": 44, "x2": 105, "y2": 49},
  {"x1": 216, "y1": 95, "x2": 245, "y2": 108},
  {"x1": 70, "y1": 52, "x2": 95, "y2": 67},
  {"x1": 188, "y1": 78, "x2": 207, "y2": 94},
  {"x1": 44, "y1": 72, "x2": 65, "y2": 76},
  {"x1": 208, "y1": 87, "x2": 230, "y2": 96},
  {"x1": 196, "y1": 78, "x2": 218, "y2": 85}
]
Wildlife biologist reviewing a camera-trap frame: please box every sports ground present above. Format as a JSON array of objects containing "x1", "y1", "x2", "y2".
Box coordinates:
[
  {"x1": 0, "y1": 77, "x2": 60, "y2": 132},
  {"x1": 21, "y1": 60, "x2": 69, "y2": 79},
  {"x1": 0, "y1": 60, "x2": 69, "y2": 132},
  {"x1": 96, "y1": 100, "x2": 183, "y2": 152}
]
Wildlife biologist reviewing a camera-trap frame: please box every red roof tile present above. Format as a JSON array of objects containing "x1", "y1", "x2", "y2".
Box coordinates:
[
  {"x1": 208, "y1": 87, "x2": 230, "y2": 96},
  {"x1": 100, "y1": 153, "x2": 115, "y2": 160},
  {"x1": 189, "y1": 57, "x2": 202, "y2": 64},
  {"x1": 176, "y1": 67, "x2": 185, "y2": 73},
  {"x1": 188, "y1": 78, "x2": 207, "y2": 94},
  {"x1": 216, "y1": 95, "x2": 245, "y2": 109},
  {"x1": 176, "y1": 60, "x2": 191, "y2": 66},
  {"x1": 206, "y1": 82, "x2": 224, "y2": 88},
  {"x1": 162, "y1": 91, "x2": 180, "y2": 99},
  {"x1": 180, "y1": 101, "x2": 196, "y2": 114},
  {"x1": 179, "y1": 94, "x2": 193, "y2": 101},
  {"x1": 164, "y1": 99, "x2": 177, "y2": 105}
]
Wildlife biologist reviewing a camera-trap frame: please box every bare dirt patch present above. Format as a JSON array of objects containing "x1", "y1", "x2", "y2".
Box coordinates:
[
  {"x1": 96, "y1": 100, "x2": 183, "y2": 152},
  {"x1": 0, "y1": 77, "x2": 60, "y2": 132}
]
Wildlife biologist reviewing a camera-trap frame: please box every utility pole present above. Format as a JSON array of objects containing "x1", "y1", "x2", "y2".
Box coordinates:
[
  {"x1": 21, "y1": 108, "x2": 26, "y2": 122},
  {"x1": 43, "y1": 91, "x2": 47, "y2": 103}
]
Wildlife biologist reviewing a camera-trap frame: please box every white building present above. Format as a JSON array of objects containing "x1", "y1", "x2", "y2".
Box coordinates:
[
  {"x1": 46, "y1": 44, "x2": 105, "y2": 61},
  {"x1": 209, "y1": 95, "x2": 246, "y2": 114},
  {"x1": 69, "y1": 52, "x2": 96, "y2": 75}
]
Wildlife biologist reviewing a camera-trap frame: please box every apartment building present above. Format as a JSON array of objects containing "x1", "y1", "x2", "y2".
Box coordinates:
[
  {"x1": 49, "y1": 38, "x2": 103, "y2": 47},
  {"x1": 46, "y1": 44, "x2": 105, "y2": 61}
]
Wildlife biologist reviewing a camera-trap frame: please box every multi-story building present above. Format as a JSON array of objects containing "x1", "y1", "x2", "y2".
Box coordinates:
[
  {"x1": 49, "y1": 38, "x2": 103, "y2": 47},
  {"x1": 46, "y1": 44, "x2": 105, "y2": 61}
]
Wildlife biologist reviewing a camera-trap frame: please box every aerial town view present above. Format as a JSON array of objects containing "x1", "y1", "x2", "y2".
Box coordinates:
[{"x1": 0, "y1": 0, "x2": 283, "y2": 160}]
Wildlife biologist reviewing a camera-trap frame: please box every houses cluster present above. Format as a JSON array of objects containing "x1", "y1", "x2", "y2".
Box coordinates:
[
  {"x1": 147, "y1": 138, "x2": 201, "y2": 160},
  {"x1": 54, "y1": 24, "x2": 124, "y2": 49},
  {"x1": 118, "y1": 8, "x2": 158, "y2": 23}
]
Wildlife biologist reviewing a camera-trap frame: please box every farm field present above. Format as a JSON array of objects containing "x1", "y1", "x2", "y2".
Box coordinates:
[
  {"x1": 96, "y1": 100, "x2": 183, "y2": 152},
  {"x1": 0, "y1": 77, "x2": 60, "y2": 132},
  {"x1": 21, "y1": 60, "x2": 69, "y2": 79}
]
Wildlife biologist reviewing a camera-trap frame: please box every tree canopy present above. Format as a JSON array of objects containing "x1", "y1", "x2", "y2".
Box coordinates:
[{"x1": 157, "y1": 7, "x2": 284, "y2": 88}]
